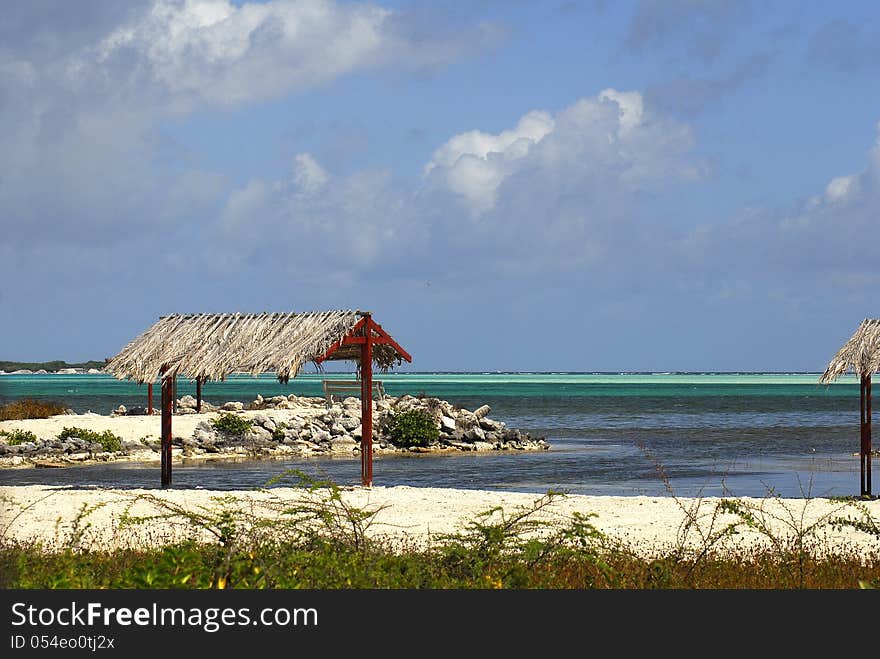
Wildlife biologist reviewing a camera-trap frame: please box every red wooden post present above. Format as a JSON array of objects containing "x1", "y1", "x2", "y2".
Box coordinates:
[
  {"x1": 161, "y1": 370, "x2": 173, "y2": 487},
  {"x1": 147, "y1": 383, "x2": 153, "y2": 415},
  {"x1": 360, "y1": 314, "x2": 373, "y2": 487},
  {"x1": 314, "y1": 311, "x2": 410, "y2": 488},
  {"x1": 867, "y1": 374, "x2": 873, "y2": 497},
  {"x1": 196, "y1": 377, "x2": 202, "y2": 413},
  {"x1": 860, "y1": 375, "x2": 865, "y2": 496}
]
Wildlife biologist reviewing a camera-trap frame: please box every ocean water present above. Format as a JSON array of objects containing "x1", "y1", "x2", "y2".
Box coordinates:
[{"x1": 0, "y1": 372, "x2": 868, "y2": 498}]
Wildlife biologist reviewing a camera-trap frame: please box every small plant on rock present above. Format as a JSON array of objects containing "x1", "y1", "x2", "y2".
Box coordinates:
[
  {"x1": 211, "y1": 413, "x2": 253, "y2": 437},
  {"x1": 57, "y1": 427, "x2": 123, "y2": 452},
  {"x1": 0, "y1": 429, "x2": 37, "y2": 445},
  {"x1": 383, "y1": 408, "x2": 439, "y2": 448}
]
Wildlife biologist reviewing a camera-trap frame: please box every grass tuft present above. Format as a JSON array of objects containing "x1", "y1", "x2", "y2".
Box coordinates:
[
  {"x1": 0, "y1": 399, "x2": 68, "y2": 421},
  {"x1": 0, "y1": 429, "x2": 38, "y2": 445}
]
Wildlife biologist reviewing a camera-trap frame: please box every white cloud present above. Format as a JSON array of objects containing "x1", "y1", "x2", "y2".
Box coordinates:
[
  {"x1": 292, "y1": 153, "x2": 330, "y2": 195},
  {"x1": 212, "y1": 89, "x2": 704, "y2": 280},
  {"x1": 423, "y1": 89, "x2": 700, "y2": 220},
  {"x1": 597, "y1": 88, "x2": 644, "y2": 131},
  {"x1": 0, "y1": 0, "x2": 495, "y2": 251},
  {"x1": 220, "y1": 154, "x2": 422, "y2": 271},
  {"x1": 221, "y1": 179, "x2": 272, "y2": 233},
  {"x1": 423, "y1": 110, "x2": 554, "y2": 216},
  {"x1": 825, "y1": 175, "x2": 858, "y2": 203},
  {"x1": 80, "y1": 0, "x2": 496, "y2": 110},
  {"x1": 686, "y1": 120, "x2": 880, "y2": 290}
]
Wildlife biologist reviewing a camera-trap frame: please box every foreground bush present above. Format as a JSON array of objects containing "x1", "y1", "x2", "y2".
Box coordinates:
[
  {"x1": 2, "y1": 532, "x2": 878, "y2": 590},
  {"x1": 0, "y1": 399, "x2": 68, "y2": 421}
]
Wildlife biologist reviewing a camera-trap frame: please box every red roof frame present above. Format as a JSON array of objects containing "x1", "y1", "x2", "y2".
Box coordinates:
[{"x1": 315, "y1": 315, "x2": 412, "y2": 364}]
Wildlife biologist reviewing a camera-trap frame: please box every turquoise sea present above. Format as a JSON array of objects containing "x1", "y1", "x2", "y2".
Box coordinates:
[{"x1": 0, "y1": 372, "x2": 868, "y2": 498}]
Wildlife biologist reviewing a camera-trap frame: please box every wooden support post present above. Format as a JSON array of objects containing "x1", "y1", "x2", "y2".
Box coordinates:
[
  {"x1": 161, "y1": 370, "x2": 173, "y2": 487},
  {"x1": 860, "y1": 376, "x2": 866, "y2": 496},
  {"x1": 196, "y1": 377, "x2": 202, "y2": 413},
  {"x1": 360, "y1": 315, "x2": 373, "y2": 487},
  {"x1": 172, "y1": 377, "x2": 177, "y2": 413},
  {"x1": 147, "y1": 383, "x2": 153, "y2": 415},
  {"x1": 314, "y1": 311, "x2": 410, "y2": 489},
  {"x1": 860, "y1": 375, "x2": 868, "y2": 497},
  {"x1": 867, "y1": 374, "x2": 873, "y2": 497}
]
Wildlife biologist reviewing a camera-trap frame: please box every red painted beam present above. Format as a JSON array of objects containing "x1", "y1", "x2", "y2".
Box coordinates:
[
  {"x1": 161, "y1": 369, "x2": 174, "y2": 487},
  {"x1": 861, "y1": 375, "x2": 868, "y2": 497},
  {"x1": 365, "y1": 317, "x2": 412, "y2": 362},
  {"x1": 332, "y1": 332, "x2": 413, "y2": 351},
  {"x1": 316, "y1": 317, "x2": 368, "y2": 363},
  {"x1": 867, "y1": 374, "x2": 873, "y2": 497},
  {"x1": 316, "y1": 316, "x2": 412, "y2": 364},
  {"x1": 361, "y1": 319, "x2": 373, "y2": 487},
  {"x1": 147, "y1": 383, "x2": 153, "y2": 415}
]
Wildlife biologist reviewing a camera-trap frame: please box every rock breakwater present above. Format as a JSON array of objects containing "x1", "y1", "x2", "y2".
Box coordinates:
[{"x1": 0, "y1": 394, "x2": 547, "y2": 467}]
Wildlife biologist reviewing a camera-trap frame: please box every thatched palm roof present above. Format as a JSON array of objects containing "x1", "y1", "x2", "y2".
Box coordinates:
[
  {"x1": 104, "y1": 310, "x2": 406, "y2": 384},
  {"x1": 820, "y1": 318, "x2": 880, "y2": 384}
]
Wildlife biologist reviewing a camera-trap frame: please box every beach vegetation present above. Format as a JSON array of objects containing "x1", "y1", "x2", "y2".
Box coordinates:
[
  {"x1": 435, "y1": 491, "x2": 613, "y2": 588},
  {"x1": 2, "y1": 471, "x2": 879, "y2": 589},
  {"x1": 211, "y1": 413, "x2": 253, "y2": 436},
  {"x1": 56, "y1": 427, "x2": 123, "y2": 452},
  {"x1": 0, "y1": 429, "x2": 37, "y2": 445},
  {"x1": 383, "y1": 408, "x2": 439, "y2": 447},
  {"x1": 0, "y1": 398, "x2": 68, "y2": 421},
  {"x1": 271, "y1": 423, "x2": 287, "y2": 441}
]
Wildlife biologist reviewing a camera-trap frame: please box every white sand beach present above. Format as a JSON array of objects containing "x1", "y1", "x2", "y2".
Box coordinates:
[
  {"x1": 2, "y1": 412, "x2": 880, "y2": 557},
  {"x1": 2, "y1": 483, "x2": 879, "y2": 558}
]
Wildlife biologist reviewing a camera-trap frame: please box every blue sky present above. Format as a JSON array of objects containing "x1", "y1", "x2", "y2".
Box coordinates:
[{"x1": 1, "y1": 0, "x2": 879, "y2": 372}]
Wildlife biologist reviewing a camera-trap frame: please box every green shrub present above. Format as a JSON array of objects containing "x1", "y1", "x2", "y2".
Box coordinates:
[
  {"x1": 383, "y1": 408, "x2": 439, "y2": 447},
  {"x1": 272, "y1": 423, "x2": 287, "y2": 441},
  {"x1": 57, "y1": 427, "x2": 122, "y2": 452},
  {"x1": 0, "y1": 429, "x2": 37, "y2": 445},
  {"x1": 0, "y1": 399, "x2": 68, "y2": 421},
  {"x1": 211, "y1": 413, "x2": 253, "y2": 436}
]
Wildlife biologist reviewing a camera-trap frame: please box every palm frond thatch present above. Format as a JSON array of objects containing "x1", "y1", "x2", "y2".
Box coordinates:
[
  {"x1": 103, "y1": 310, "x2": 405, "y2": 384},
  {"x1": 819, "y1": 318, "x2": 880, "y2": 384}
]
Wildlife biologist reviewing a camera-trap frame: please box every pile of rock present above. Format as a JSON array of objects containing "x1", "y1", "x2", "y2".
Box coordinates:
[
  {"x1": 178, "y1": 393, "x2": 548, "y2": 458},
  {"x1": 0, "y1": 436, "x2": 145, "y2": 465},
  {"x1": 2, "y1": 394, "x2": 547, "y2": 467}
]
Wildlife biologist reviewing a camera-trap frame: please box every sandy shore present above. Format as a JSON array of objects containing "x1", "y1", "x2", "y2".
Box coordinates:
[
  {"x1": 2, "y1": 483, "x2": 879, "y2": 558},
  {"x1": 3, "y1": 414, "x2": 880, "y2": 558},
  {"x1": 1, "y1": 412, "x2": 207, "y2": 445},
  {"x1": 0, "y1": 412, "x2": 217, "y2": 467}
]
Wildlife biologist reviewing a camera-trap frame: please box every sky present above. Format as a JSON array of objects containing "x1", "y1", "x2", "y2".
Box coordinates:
[{"x1": 1, "y1": 0, "x2": 879, "y2": 372}]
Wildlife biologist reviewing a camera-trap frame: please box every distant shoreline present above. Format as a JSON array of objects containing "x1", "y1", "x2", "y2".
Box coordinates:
[{"x1": 0, "y1": 360, "x2": 106, "y2": 373}]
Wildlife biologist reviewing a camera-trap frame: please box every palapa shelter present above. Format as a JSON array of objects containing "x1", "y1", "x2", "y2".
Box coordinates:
[
  {"x1": 819, "y1": 318, "x2": 880, "y2": 497},
  {"x1": 104, "y1": 310, "x2": 411, "y2": 487}
]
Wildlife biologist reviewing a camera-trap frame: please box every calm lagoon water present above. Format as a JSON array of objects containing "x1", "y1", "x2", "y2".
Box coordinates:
[{"x1": 0, "y1": 372, "x2": 866, "y2": 498}]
